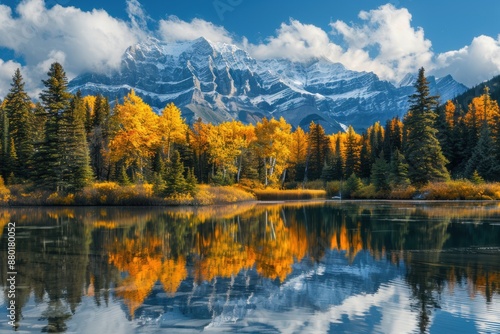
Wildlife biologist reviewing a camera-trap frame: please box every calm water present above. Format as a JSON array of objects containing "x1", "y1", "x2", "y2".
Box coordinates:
[{"x1": 0, "y1": 201, "x2": 499, "y2": 333}]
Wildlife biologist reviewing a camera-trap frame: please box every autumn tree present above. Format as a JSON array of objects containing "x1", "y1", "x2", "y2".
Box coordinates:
[
  {"x1": 403, "y1": 68, "x2": 449, "y2": 186},
  {"x1": 288, "y1": 126, "x2": 308, "y2": 182},
  {"x1": 158, "y1": 102, "x2": 187, "y2": 160},
  {"x1": 108, "y1": 90, "x2": 160, "y2": 182},
  {"x1": 343, "y1": 125, "x2": 361, "y2": 178},
  {"x1": 253, "y1": 117, "x2": 292, "y2": 186}
]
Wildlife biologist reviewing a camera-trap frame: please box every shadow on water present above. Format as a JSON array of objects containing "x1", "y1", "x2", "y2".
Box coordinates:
[{"x1": 0, "y1": 201, "x2": 499, "y2": 333}]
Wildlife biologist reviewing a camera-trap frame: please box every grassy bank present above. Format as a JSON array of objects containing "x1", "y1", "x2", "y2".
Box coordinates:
[
  {"x1": 0, "y1": 182, "x2": 256, "y2": 206},
  {"x1": 344, "y1": 180, "x2": 500, "y2": 200}
]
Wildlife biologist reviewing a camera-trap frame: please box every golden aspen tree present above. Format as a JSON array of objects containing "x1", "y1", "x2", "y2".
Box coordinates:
[
  {"x1": 253, "y1": 117, "x2": 292, "y2": 186},
  {"x1": 108, "y1": 90, "x2": 159, "y2": 180},
  {"x1": 158, "y1": 102, "x2": 188, "y2": 160}
]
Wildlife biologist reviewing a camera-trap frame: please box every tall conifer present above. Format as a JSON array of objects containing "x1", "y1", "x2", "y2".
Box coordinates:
[{"x1": 403, "y1": 68, "x2": 449, "y2": 186}]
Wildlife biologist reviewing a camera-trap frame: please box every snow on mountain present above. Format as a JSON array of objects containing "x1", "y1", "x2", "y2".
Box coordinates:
[{"x1": 69, "y1": 37, "x2": 468, "y2": 132}]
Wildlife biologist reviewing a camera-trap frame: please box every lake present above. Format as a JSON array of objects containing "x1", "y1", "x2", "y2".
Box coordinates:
[{"x1": 0, "y1": 201, "x2": 499, "y2": 333}]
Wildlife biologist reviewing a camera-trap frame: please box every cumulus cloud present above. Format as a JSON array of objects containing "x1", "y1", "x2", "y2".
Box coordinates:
[
  {"x1": 435, "y1": 35, "x2": 500, "y2": 87},
  {"x1": 246, "y1": 4, "x2": 434, "y2": 83},
  {"x1": 158, "y1": 16, "x2": 233, "y2": 44},
  {"x1": 0, "y1": 0, "x2": 141, "y2": 97},
  {"x1": 331, "y1": 4, "x2": 434, "y2": 82},
  {"x1": 246, "y1": 19, "x2": 343, "y2": 63},
  {"x1": 0, "y1": 59, "x2": 25, "y2": 98},
  {"x1": 1, "y1": 0, "x2": 500, "y2": 95}
]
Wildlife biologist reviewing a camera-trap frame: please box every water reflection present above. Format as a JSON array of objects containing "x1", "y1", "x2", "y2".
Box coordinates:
[{"x1": 0, "y1": 202, "x2": 499, "y2": 333}]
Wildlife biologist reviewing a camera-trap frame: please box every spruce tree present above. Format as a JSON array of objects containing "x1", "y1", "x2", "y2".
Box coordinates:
[
  {"x1": 89, "y1": 95, "x2": 111, "y2": 181},
  {"x1": 403, "y1": 68, "x2": 449, "y2": 186},
  {"x1": 164, "y1": 150, "x2": 187, "y2": 197},
  {"x1": 464, "y1": 123, "x2": 498, "y2": 181},
  {"x1": 34, "y1": 62, "x2": 73, "y2": 191},
  {"x1": 371, "y1": 156, "x2": 390, "y2": 191},
  {"x1": 59, "y1": 94, "x2": 93, "y2": 191},
  {"x1": 4, "y1": 69, "x2": 34, "y2": 181},
  {"x1": 389, "y1": 149, "x2": 410, "y2": 188},
  {"x1": 307, "y1": 122, "x2": 330, "y2": 180}
]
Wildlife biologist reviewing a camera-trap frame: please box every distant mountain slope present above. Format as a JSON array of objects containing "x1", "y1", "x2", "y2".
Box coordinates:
[
  {"x1": 69, "y1": 37, "x2": 468, "y2": 133},
  {"x1": 448, "y1": 74, "x2": 500, "y2": 110}
]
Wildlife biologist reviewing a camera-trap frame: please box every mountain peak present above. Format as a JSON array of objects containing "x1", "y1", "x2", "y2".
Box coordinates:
[{"x1": 70, "y1": 39, "x2": 468, "y2": 133}]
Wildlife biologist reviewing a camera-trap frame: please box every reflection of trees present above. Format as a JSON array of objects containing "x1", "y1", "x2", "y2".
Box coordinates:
[
  {"x1": 255, "y1": 210, "x2": 307, "y2": 282},
  {"x1": 1, "y1": 202, "x2": 500, "y2": 330},
  {"x1": 0, "y1": 209, "x2": 91, "y2": 331},
  {"x1": 107, "y1": 229, "x2": 187, "y2": 318}
]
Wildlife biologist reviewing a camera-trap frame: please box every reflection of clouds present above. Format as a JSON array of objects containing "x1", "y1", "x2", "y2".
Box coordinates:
[
  {"x1": 241, "y1": 278, "x2": 417, "y2": 334},
  {"x1": 67, "y1": 297, "x2": 133, "y2": 334},
  {"x1": 438, "y1": 283, "x2": 500, "y2": 334}
]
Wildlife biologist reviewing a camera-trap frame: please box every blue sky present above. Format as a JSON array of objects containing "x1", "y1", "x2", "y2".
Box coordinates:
[{"x1": 1, "y1": 0, "x2": 500, "y2": 96}]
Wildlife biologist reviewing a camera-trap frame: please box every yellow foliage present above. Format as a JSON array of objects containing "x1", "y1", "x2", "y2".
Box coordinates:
[
  {"x1": 46, "y1": 192, "x2": 75, "y2": 205},
  {"x1": 0, "y1": 176, "x2": 11, "y2": 203},
  {"x1": 158, "y1": 102, "x2": 188, "y2": 158},
  {"x1": 109, "y1": 90, "x2": 160, "y2": 171}
]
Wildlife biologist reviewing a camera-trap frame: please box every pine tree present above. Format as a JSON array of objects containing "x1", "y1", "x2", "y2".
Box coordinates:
[
  {"x1": 464, "y1": 123, "x2": 498, "y2": 181},
  {"x1": 389, "y1": 149, "x2": 410, "y2": 188},
  {"x1": 371, "y1": 156, "x2": 390, "y2": 191},
  {"x1": 89, "y1": 95, "x2": 111, "y2": 181},
  {"x1": 4, "y1": 69, "x2": 34, "y2": 181},
  {"x1": 164, "y1": 150, "x2": 188, "y2": 197},
  {"x1": 34, "y1": 63, "x2": 73, "y2": 190},
  {"x1": 60, "y1": 94, "x2": 93, "y2": 191},
  {"x1": 403, "y1": 68, "x2": 449, "y2": 186},
  {"x1": 307, "y1": 122, "x2": 330, "y2": 180}
]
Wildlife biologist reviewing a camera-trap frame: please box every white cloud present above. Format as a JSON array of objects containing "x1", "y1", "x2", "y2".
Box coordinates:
[
  {"x1": 158, "y1": 16, "x2": 233, "y2": 44},
  {"x1": 0, "y1": 0, "x2": 140, "y2": 97},
  {"x1": 0, "y1": 59, "x2": 24, "y2": 98},
  {"x1": 331, "y1": 4, "x2": 434, "y2": 82},
  {"x1": 1, "y1": 0, "x2": 500, "y2": 96},
  {"x1": 245, "y1": 5, "x2": 434, "y2": 83},
  {"x1": 246, "y1": 19, "x2": 344, "y2": 63},
  {"x1": 435, "y1": 35, "x2": 500, "y2": 86}
]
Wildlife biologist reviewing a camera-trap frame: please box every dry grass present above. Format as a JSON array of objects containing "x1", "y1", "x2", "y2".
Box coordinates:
[
  {"x1": 253, "y1": 189, "x2": 326, "y2": 201},
  {"x1": 420, "y1": 180, "x2": 500, "y2": 200}
]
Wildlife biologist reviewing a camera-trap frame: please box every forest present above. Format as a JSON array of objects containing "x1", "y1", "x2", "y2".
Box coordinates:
[{"x1": 1, "y1": 62, "x2": 500, "y2": 204}]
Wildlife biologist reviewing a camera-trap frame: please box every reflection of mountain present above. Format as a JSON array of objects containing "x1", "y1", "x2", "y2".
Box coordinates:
[{"x1": 0, "y1": 203, "x2": 499, "y2": 332}]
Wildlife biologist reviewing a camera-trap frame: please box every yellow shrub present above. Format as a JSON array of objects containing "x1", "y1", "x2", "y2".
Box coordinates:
[
  {"x1": 0, "y1": 176, "x2": 10, "y2": 204},
  {"x1": 46, "y1": 192, "x2": 75, "y2": 205}
]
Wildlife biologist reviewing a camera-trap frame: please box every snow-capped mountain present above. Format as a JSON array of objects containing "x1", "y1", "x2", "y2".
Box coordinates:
[{"x1": 69, "y1": 37, "x2": 468, "y2": 132}]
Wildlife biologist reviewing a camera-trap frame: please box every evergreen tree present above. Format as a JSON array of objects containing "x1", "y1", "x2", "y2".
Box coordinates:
[
  {"x1": 389, "y1": 149, "x2": 410, "y2": 188},
  {"x1": 164, "y1": 150, "x2": 188, "y2": 197},
  {"x1": 4, "y1": 69, "x2": 34, "y2": 181},
  {"x1": 464, "y1": 123, "x2": 498, "y2": 181},
  {"x1": 89, "y1": 95, "x2": 111, "y2": 181},
  {"x1": 371, "y1": 156, "x2": 390, "y2": 191},
  {"x1": 59, "y1": 94, "x2": 93, "y2": 191},
  {"x1": 331, "y1": 136, "x2": 344, "y2": 180},
  {"x1": 307, "y1": 122, "x2": 330, "y2": 180},
  {"x1": 359, "y1": 135, "x2": 371, "y2": 179},
  {"x1": 34, "y1": 62, "x2": 74, "y2": 191},
  {"x1": 343, "y1": 173, "x2": 363, "y2": 198},
  {"x1": 403, "y1": 68, "x2": 449, "y2": 186}
]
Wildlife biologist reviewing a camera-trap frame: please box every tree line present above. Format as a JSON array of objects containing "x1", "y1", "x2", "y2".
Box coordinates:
[{"x1": 0, "y1": 64, "x2": 498, "y2": 197}]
